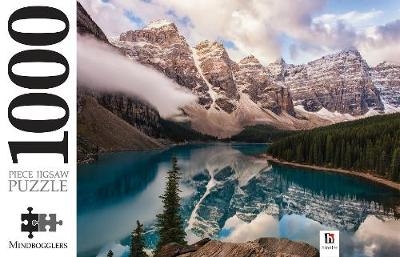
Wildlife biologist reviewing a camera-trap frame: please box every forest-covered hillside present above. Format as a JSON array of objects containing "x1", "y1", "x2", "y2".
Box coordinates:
[
  {"x1": 268, "y1": 113, "x2": 400, "y2": 182},
  {"x1": 228, "y1": 124, "x2": 294, "y2": 143}
]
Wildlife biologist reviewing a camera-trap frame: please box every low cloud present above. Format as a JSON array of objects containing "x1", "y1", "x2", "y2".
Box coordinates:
[{"x1": 78, "y1": 35, "x2": 197, "y2": 117}]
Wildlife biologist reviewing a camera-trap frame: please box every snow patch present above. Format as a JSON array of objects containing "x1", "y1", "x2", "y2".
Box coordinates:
[
  {"x1": 192, "y1": 47, "x2": 218, "y2": 109},
  {"x1": 295, "y1": 105, "x2": 356, "y2": 122},
  {"x1": 145, "y1": 19, "x2": 173, "y2": 30}
]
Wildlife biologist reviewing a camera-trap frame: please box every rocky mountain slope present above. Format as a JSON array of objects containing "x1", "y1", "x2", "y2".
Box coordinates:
[
  {"x1": 267, "y1": 49, "x2": 384, "y2": 115},
  {"x1": 77, "y1": 2, "x2": 216, "y2": 161},
  {"x1": 371, "y1": 61, "x2": 400, "y2": 111},
  {"x1": 117, "y1": 21, "x2": 213, "y2": 108},
  {"x1": 77, "y1": 2, "x2": 165, "y2": 162},
  {"x1": 235, "y1": 55, "x2": 295, "y2": 116},
  {"x1": 113, "y1": 20, "x2": 324, "y2": 137},
  {"x1": 77, "y1": 1, "x2": 108, "y2": 43},
  {"x1": 113, "y1": 19, "x2": 399, "y2": 137},
  {"x1": 79, "y1": 1, "x2": 400, "y2": 138},
  {"x1": 77, "y1": 95, "x2": 162, "y2": 163},
  {"x1": 157, "y1": 238, "x2": 318, "y2": 257}
]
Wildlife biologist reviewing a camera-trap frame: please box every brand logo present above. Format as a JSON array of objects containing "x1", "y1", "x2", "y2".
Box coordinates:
[
  {"x1": 324, "y1": 233, "x2": 335, "y2": 244},
  {"x1": 21, "y1": 207, "x2": 63, "y2": 239},
  {"x1": 320, "y1": 230, "x2": 339, "y2": 257}
]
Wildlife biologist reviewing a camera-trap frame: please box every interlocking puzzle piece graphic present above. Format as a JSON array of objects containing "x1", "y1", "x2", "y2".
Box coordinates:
[
  {"x1": 35, "y1": 214, "x2": 63, "y2": 232},
  {"x1": 21, "y1": 207, "x2": 38, "y2": 239}
]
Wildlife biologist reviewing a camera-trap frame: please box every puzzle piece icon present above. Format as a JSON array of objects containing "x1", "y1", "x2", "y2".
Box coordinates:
[
  {"x1": 21, "y1": 207, "x2": 38, "y2": 239},
  {"x1": 34, "y1": 214, "x2": 63, "y2": 232}
]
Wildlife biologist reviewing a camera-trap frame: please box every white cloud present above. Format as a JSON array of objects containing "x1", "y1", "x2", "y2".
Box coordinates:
[
  {"x1": 357, "y1": 19, "x2": 400, "y2": 65},
  {"x1": 80, "y1": 0, "x2": 326, "y2": 63},
  {"x1": 313, "y1": 10, "x2": 383, "y2": 29},
  {"x1": 151, "y1": 0, "x2": 326, "y2": 63},
  {"x1": 79, "y1": 0, "x2": 400, "y2": 65},
  {"x1": 77, "y1": 35, "x2": 197, "y2": 117},
  {"x1": 79, "y1": 0, "x2": 134, "y2": 36}
]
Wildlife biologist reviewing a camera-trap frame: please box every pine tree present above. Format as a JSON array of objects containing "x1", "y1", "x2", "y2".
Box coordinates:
[
  {"x1": 107, "y1": 250, "x2": 113, "y2": 257},
  {"x1": 130, "y1": 220, "x2": 147, "y2": 257},
  {"x1": 267, "y1": 113, "x2": 400, "y2": 182},
  {"x1": 390, "y1": 148, "x2": 400, "y2": 181},
  {"x1": 155, "y1": 157, "x2": 187, "y2": 254}
]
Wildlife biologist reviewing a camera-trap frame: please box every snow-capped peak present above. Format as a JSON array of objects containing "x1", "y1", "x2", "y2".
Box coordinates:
[
  {"x1": 239, "y1": 55, "x2": 260, "y2": 65},
  {"x1": 144, "y1": 19, "x2": 175, "y2": 30},
  {"x1": 273, "y1": 57, "x2": 286, "y2": 65},
  {"x1": 375, "y1": 61, "x2": 400, "y2": 68}
]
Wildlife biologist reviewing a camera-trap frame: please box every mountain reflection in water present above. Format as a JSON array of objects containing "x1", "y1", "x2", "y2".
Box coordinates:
[{"x1": 78, "y1": 144, "x2": 400, "y2": 257}]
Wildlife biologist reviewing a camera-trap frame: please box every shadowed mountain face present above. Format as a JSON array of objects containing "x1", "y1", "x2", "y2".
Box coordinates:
[
  {"x1": 77, "y1": 2, "x2": 217, "y2": 161},
  {"x1": 77, "y1": 3, "x2": 165, "y2": 161},
  {"x1": 77, "y1": 1, "x2": 108, "y2": 43}
]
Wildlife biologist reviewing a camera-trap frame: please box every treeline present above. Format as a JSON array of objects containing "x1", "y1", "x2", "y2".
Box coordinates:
[
  {"x1": 227, "y1": 124, "x2": 295, "y2": 143},
  {"x1": 268, "y1": 113, "x2": 400, "y2": 182},
  {"x1": 159, "y1": 119, "x2": 216, "y2": 142}
]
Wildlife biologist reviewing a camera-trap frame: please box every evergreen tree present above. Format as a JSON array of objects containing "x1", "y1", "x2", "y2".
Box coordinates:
[
  {"x1": 390, "y1": 148, "x2": 400, "y2": 181},
  {"x1": 107, "y1": 250, "x2": 113, "y2": 257},
  {"x1": 155, "y1": 157, "x2": 187, "y2": 254},
  {"x1": 130, "y1": 220, "x2": 147, "y2": 257},
  {"x1": 268, "y1": 113, "x2": 400, "y2": 182}
]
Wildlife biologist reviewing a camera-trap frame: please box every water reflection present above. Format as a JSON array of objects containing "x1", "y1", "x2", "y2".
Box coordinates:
[{"x1": 77, "y1": 144, "x2": 400, "y2": 257}]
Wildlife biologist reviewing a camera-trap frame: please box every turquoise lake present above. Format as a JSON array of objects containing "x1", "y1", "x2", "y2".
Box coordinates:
[{"x1": 77, "y1": 143, "x2": 400, "y2": 257}]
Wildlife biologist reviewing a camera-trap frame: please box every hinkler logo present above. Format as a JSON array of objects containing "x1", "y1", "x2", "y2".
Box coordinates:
[
  {"x1": 320, "y1": 230, "x2": 339, "y2": 257},
  {"x1": 21, "y1": 207, "x2": 63, "y2": 239},
  {"x1": 324, "y1": 232, "x2": 335, "y2": 244}
]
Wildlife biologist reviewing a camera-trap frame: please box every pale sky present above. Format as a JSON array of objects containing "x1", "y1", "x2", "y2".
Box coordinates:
[{"x1": 80, "y1": 0, "x2": 400, "y2": 66}]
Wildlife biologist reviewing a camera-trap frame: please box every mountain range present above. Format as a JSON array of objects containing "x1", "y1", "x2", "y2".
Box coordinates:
[
  {"x1": 112, "y1": 18, "x2": 400, "y2": 136},
  {"x1": 77, "y1": 1, "x2": 400, "y2": 156}
]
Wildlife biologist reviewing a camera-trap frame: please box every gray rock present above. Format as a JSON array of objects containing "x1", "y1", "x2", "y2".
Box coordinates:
[
  {"x1": 235, "y1": 55, "x2": 295, "y2": 115},
  {"x1": 267, "y1": 49, "x2": 384, "y2": 115},
  {"x1": 157, "y1": 238, "x2": 319, "y2": 257},
  {"x1": 371, "y1": 61, "x2": 400, "y2": 108},
  {"x1": 115, "y1": 21, "x2": 213, "y2": 109}
]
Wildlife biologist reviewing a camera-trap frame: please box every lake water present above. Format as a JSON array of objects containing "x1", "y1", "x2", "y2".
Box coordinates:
[{"x1": 77, "y1": 143, "x2": 400, "y2": 257}]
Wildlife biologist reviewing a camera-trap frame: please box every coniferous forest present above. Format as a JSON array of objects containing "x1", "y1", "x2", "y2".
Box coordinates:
[{"x1": 268, "y1": 113, "x2": 400, "y2": 182}]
